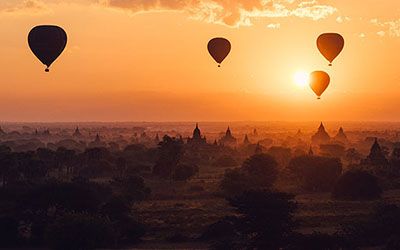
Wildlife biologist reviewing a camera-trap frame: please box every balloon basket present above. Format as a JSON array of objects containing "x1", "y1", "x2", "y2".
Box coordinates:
[
  {"x1": 328, "y1": 63, "x2": 332, "y2": 66},
  {"x1": 218, "y1": 65, "x2": 221, "y2": 68},
  {"x1": 45, "y1": 68, "x2": 49, "y2": 72}
]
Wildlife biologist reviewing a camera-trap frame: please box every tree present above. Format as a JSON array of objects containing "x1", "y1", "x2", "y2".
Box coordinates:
[
  {"x1": 289, "y1": 155, "x2": 342, "y2": 192},
  {"x1": 209, "y1": 190, "x2": 297, "y2": 249},
  {"x1": 345, "y1": 148, "x2": 362, "y2": 165},
  {"x1": 0, "y1": 152, "x2": 18, "y2": 187},
  {"x1": 153, "y1": 136, "x2": 183, "y2": 179},
  {"x1": 267, "y1": 146, "x2": 292, "y2": 168},
  {"x1": 220, "y1": 154, "x2": 279, "y2": 197},
  {"x1": 242, "y1": 153, "x2": 278, "y2": 186},
  {"x1": 319, "y1": 144, "x2": 345, "y2": 159},
  {"x1": 172, "y1": 164, "x2": 199, "y2": 181},
  {"x1": 212, "y1": 155, "x2": 238, "y2": 168},
  {"x1": 332, "y1": 170, "x2": 381, "y2": 200},
  {"x1": 111, "y1": 175, "x2": 151, "y2": 203}
]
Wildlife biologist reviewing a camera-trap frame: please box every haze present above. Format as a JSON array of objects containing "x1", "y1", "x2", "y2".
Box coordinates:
[{"x1": 0, "y1": 0, "x2": 400, "y2": 122}]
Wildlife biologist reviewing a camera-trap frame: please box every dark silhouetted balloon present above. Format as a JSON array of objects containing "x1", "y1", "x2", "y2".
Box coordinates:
[
  {"x1": 207, "y1": 38, "x2": 231, "y2": 67},
  {"x1": 317, "y1": 33, "x2": 344, "y2": 66},
  {"x1": 310, "y1": 71, "x2": 330, "y2": 99},
  {"x1": 28, "y1": 25, "x2": 67, "y2": 72}
]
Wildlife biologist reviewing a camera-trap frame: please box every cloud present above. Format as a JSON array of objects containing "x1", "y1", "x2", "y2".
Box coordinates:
[
  {"x1": 267, "y1": 23, "x2": 281, "y2": 29},
  {"x1": 377, "y1": 31, "x2": 385, "y2": 37},
  {"x1": 371, "y1": 18, "x2": 400, "y2": 37},
  {"x1": 336, "y1": 16, "x2": 350, "y2": 23},
  {"x1": 103, "y1": 0, "x2": 337, "y2": 27},
  {"x1": 0, "y1": 0, "x2": 50, "y2": 14}
]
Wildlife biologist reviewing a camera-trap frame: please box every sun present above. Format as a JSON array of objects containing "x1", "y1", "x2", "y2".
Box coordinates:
[{"x1": 293, "y1": 71, "x2": 310, "y2": 88}]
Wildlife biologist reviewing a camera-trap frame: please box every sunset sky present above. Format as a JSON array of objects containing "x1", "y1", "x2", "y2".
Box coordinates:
[{"x1": 0, "y1": 0, "x2": 400, "y2": 122}]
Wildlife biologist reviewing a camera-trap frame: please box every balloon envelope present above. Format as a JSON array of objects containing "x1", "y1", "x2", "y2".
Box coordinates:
[
  {"x1": 207, "y1": 38, "x2": 231, "y2": 67},
  {"x1": 309, "y1": 71, "x2": 330, "y2": 99},
  {"x1": 28, "y1": 25, "x2": 67, "y2": 72},
  {"x1": 317, "y1": 33, "x2": 344, "y2": 66}
]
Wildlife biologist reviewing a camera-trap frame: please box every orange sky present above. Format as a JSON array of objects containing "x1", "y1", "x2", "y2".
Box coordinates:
[{"x1": 0, "y1": 0, "x2": 400, "y2": 122}]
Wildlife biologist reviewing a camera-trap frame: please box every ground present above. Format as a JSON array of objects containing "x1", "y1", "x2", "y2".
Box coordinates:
[{"x1": 128, "y1": 165, "x2": 400, "y2": 249}]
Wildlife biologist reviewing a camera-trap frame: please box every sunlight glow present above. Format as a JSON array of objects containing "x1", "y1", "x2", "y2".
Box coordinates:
[{"x1": 293, "y1": 71, "x2": 310, "y2": 88}]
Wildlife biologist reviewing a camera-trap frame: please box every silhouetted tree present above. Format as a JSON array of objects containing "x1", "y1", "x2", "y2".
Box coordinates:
[
  {"x1": 344, "y1": 148, "x2": 362, "y2": 165},
  {"x1": 153, "y1": 135, "x2": 183, "y2": 179},
  {"x1": 213, "y1": 155, "x2": 238, "y2": 168},
  {"x1": 111, "y1": 175, "x2": 151, "y2": 203},
  {"x1": 320, "y1": 144, "x2": 345, "y2": 159},
  {"x1": 289, "y1": 155, "x2": 342, "y2": 192},
  {"x1": 267, "y1": 146, "x2": 292, "y2": 167},
  {"x1": 242, "y1": 153, "x2": 279, "y2": 185},
  {"x1": 172, "y1": 164, "x2": 199, "y2": 181},
  {"x1": 209, "y1": 190, "x2": 297, "y2": 249},
  {"x1": 220, "y1": 154, "x2": 278, "y2": 197},
  {"x1": 332, "y1": 170, "x2": 382, "y2": 200}
]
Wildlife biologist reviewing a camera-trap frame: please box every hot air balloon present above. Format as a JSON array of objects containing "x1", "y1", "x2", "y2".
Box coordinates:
[
  {"x1": 207, "y1": 38, "x2": 231, "y2": 67},
  {"x1": 28, "y1": 25, "x2": 67, "y2": 72},
  {"x1": 309, "y1": 71, "x2": 330, "y2": 99},
  {"x1": 317, "y1": 33, "x2": 344, "y2": 66}
]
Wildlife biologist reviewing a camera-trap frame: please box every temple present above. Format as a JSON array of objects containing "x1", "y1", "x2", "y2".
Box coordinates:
[
  {"x1": 311, "y1": 122, "x2": 330, "y2": 144},
  {"x1": 73, "y1": 127, "x2": 82, "y2": 137},
  {"x1": 187, "y1": 123, "x2": 206, "y2": 145},
  {"x1": 362, "y1": 138, "x2": 388, "y2": 165},
  {"x1": 334, "y1": 127, "x2": 348, "y2": 142},
  {"x1": 243, "y1": 134, "x2": 250, "y2": 145},
  {"x1": 219, "y1": 126, "x2": 237, "y2": 146}
]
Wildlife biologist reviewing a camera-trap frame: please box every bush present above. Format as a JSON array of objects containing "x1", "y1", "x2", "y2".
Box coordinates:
[
  {"x1": 45, "y1": 213, "x2": 116, "y2": 250},
  {"x1": 332, "y1": 170, "x2": 382, "y2": 200},
  {"x1": 172, "y1": 164, "x2": 199, "y2": 181},
  {"x1": 289, "y1": 156, "x2": 342, "y2": 192}
]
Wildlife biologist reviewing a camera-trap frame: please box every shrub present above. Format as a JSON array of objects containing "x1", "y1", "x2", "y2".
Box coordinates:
[
  {"x1": 332, "y1": 170, "x2": 382, "y2": 200},
  {"x1": 288, "y1": 156, "x2": 342, "y2": 192}
]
